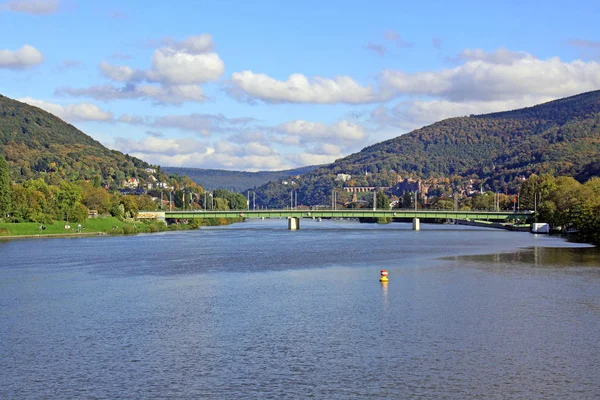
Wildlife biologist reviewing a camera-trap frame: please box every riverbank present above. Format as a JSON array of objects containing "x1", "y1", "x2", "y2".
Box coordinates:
[{"x1": 0, "y1": 216, "x2": 242, "y2": 239}]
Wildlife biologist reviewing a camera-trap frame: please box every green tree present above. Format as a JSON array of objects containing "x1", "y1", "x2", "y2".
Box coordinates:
[
  {"x1": 230, "y1": 193, "x2": 248, "y2": 210},
  {"x1": 120, "y1": 195, "x2": 139, "y2": 217},
  {"x1": 0, "y1": 154, "x2": 11, "y2": 218},
  {"x1": 81, "y1": 183, "x2": 110, "y2": 213},
  {"x1": 56, "y1": 181, "x2": 82, "y2": 223},
  {"x1": 367, "y1": 190, "x2": 391, "y2": 210},
  {"x1": 213, "y1": 197, "x2": 229, "y2": 210}
]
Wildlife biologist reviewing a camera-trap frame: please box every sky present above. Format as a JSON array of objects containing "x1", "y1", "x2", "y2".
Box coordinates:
[{"x1": 1, "y1": 0, "x2": 600, "y2": 171}]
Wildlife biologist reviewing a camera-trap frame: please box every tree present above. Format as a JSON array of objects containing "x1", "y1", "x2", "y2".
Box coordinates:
[
  {"x1": 230, "y1": 193, "x2": 248, "y2": 210},
  {"x1": 56, "y1": 181, "x2": 82, "y2": 223},
  {"x1": 367, "y1": 190, "x2": 391, "y2": 210},
  {"x1": 214, "y1": 197, "x2": 229, "y2": 210},
  {"x1": 81, "y1": 183, "x2": 110, "y2": 213},
  {"x1": 376, "y1": 190, "x2": 391, "y2": 210},
  {"x1": 0, "y1": 154, "x2": 11, "y2": 218}
]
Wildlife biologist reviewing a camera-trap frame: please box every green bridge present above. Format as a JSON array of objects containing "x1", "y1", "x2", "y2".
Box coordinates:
[{"x1": 138, "y1": 209, "x2": 534, "y2": 230}]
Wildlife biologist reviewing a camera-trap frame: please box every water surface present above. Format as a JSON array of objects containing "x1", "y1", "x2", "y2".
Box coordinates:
[{"x1": 1, "y1": 220, "x2": 599, "y2": 399}]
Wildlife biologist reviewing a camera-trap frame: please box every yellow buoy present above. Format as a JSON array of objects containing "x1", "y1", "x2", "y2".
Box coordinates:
[{"x1": 379, "y1": 269, "x2": 389, "y2": 282}]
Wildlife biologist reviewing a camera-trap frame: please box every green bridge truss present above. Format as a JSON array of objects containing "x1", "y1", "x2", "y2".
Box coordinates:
[{"x1": 157, "y1": 209, "x2": 533, "y2": 221}]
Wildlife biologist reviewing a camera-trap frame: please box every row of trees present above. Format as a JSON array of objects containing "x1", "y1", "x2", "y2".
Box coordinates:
[
  {"x1": 0, "y1": 155, "x2": 250, "y2": 224},
  {"x1": 518, "y1": 174, "x2": 600, "y2": 244}
]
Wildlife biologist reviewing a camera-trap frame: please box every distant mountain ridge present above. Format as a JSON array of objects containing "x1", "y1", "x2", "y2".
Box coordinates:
[
  {"x1": 163, "y1": 165, "x2": 321, "y2": 192},
  {"x1": 253, "y1": 90, "x2": 600, "y2": 207},
  {"x1": 0, "y1": 94, "x2": 151, "y2": 184}
]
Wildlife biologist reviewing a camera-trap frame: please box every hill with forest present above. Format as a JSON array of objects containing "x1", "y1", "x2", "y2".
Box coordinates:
[
  {"x1": 0, "y1": 94, "x2": 152, "y2": 185},
  {"x1": 163, "y1": 165, "x2": 321, "y2": 192},
  {"x1": 254, "y1": 90, "x2": 600, "y2": 207}
]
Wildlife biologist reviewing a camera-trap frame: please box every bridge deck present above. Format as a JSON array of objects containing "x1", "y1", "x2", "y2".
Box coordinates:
[{"x1": 157, "y1": 209, "x2": 532, "y2": 221}]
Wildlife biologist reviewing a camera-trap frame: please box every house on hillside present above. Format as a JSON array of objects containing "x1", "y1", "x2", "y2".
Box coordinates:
[
  {"x1": 335, "y1": 173, "x2": 352, "y2": 182},
  {"x1": 122, "y1": 177, "x2": 139, "y2": 189}
]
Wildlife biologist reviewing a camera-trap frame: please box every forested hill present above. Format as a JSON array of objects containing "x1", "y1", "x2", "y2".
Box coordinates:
[
  {"x1": 163, "y1": 165, "x2": 320, "y2": 192},
  {"x1": 0, "y1": 94, "x2": 150, "y2": 184},
  {"x1": 254, "y1": 90, "x2": 600, "y2": 207}
]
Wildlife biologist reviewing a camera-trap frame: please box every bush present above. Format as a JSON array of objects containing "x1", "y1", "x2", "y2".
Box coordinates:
[{"x1": 122, "y1": 224, "x2": 136, "y2": 234}]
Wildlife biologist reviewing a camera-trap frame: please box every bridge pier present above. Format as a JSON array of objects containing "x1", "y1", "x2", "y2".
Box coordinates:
[
  {"x1": 412, "y1": 218, "x2": 420, "y2": 231},
  {"x1": 288, "y1": 217, "x2": 300, "y2": 230}
]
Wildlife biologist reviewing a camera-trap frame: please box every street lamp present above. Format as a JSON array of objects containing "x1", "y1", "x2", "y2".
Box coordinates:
[{"x1": 373, "y1": 190, "x2": 377, "y2": 211}]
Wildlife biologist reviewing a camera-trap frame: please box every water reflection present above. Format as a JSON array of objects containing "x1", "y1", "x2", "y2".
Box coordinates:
[
  {"x1": 380, "y1": 281, "x2": 388, "y2": 311},
  {"x1": 444, "y1": 246, "x2": 600, "y2": 268}
]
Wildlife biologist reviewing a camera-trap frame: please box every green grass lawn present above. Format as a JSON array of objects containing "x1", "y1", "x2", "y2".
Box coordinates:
[
  {"x1": 0, "y1": 215, "x2": 235, "y2": 237},
  {"x1": 0, "y1": 216, "x2": 127, "y2": 236}
]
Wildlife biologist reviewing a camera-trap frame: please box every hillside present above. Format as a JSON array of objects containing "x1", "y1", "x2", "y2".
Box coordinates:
[
  {"x1": 254, "y1": 90, "x2": 600, "y2": 207},
  {"x1": 0, "y1": 94, "x2": 150, "y2": 184},
  {"x1": 163, "y1": 165, "x2": 321, "y2": 192}
]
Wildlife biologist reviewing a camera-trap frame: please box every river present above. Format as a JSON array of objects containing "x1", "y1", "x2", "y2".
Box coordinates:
[{"x1": 1, "y1": 219, "x2": 599, "y2": 399}]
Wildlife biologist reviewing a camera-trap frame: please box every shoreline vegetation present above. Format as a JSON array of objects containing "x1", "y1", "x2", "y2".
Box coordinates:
[{"x1": 0, "y1": 216, "x2": 242, "y2": 239}]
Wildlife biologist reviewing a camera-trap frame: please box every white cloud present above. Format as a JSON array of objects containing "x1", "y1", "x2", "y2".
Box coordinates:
[
  {"x1": 56, "y1": 83, "x2": 206, "y2": 105},
  {"x1": 207, "y1": 153, "x2": 287, "y2": 171},
  {"x1": 146, "y1": 48, "x2": 224, "y2": 85},
  {"x1": 0, "y1": 44, "x2": 44, "y2": 69},
  {"x1": 99, "y1": 61, "x2": 142, "y2": 82},
  {"x1": 245, "y1": 142, "x2": 278, "y2": 157},
  {"x1": 286, "y1": 152, "x2": 339, "y2": 166},
  {"x1": 160, "y1": 34, "x2": 215, "y2": 54},
  {"x1": 227, "y1": 71, "x2": 382, "y2": 104},
  {"x1": 1, "y1": 0, "x2": 59, "y2": 14},
  {"x1": 275, "y1": 120, "x2": 366, "y2": 142},
  {"x1": 230, "y1": 131, "x2": 268, "y2": 144},
  {"x1": 380, "y1": 48, "x2": 600, "y2": 101},
  {"x1": 60, "y1": 34, "x2": 223, "y2": 105},
  {"x1": 152, "y1": 113, "x2": 255, "y2": 136},
  {"x1": 456, "y1": 47, "x2": 530, "y2": 64},
  {"x1": 213, "y1": 141, "x2": 278, "y2": 158},
  {"x1": 313, "y1": 143, "x2": 342, "y2": 156},
  {"x1": 137, "y1": 83, "x2": 206, "y2": 104},
  {"x1": 114, "y1": 136, "x2": 207, "y2": 156},
  {"x1": 18, "y1": 97, "x2": 113, "y2": 122},
  {"x1": 111, "y1": 135, "x2": 288, "y2": 170},
  {"x1": 117, "y1": 114, "x2": 145, "y2": 124}
]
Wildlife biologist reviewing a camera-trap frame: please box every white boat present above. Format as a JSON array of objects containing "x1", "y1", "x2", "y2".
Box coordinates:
[{"x1": 531, "y1": 223, "x2": 550, "y2": 233}]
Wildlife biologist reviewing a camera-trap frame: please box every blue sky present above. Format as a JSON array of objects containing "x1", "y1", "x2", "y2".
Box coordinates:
[{"x1": 1, "y1": 0, "x2": 600, "y2": 170}]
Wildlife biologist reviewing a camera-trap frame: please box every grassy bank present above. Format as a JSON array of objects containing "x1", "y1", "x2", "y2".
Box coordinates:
[{"x1": 0, "y1": 216, "x2": 242, "y2": 238}]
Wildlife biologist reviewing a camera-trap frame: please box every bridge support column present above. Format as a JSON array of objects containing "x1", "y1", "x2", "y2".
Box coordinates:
[
  {"x1": 412, "y1": 218, "x2": 420, "y2": 231},
  {"x1": 288, "y1": 217, "x2": 300, "y2": 230}
]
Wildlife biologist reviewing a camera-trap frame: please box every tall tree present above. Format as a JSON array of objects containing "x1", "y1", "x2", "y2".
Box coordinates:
[
  {"x1": 0, "y1": 154, "x2": 11, "y2": 218},
  {"x1": 56, "y1": 181, "x2": 82, "y2": 223}
]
